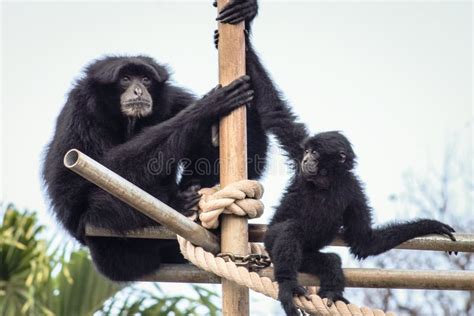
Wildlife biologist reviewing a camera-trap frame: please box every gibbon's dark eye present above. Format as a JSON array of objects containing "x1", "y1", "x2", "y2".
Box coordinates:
[
  {"x1": 120, "y1": 76, "x2": 130, "y2": 86},
  {"x1": 142, "y1": 76, "x2": 151, "y2": 86},
  {"x1": 312, "y1": 150, "x2": 317, "y2": 154},
  {"x1": 339, "y1": 152, "x2": 347, "y2": 163},
  {"x1": 305, "y1": 149, "x2": 309, "y2": 154}
]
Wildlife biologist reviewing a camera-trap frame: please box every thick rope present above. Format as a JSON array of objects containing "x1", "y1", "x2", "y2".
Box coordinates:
[
  {"x1": 187, "y1": 180, "x2": 394, "y2": 315},
  {"x1": 197, "y1": 180, "x2": 264, "y2": 229},
  {"x1": 177, "y1": 237, "x2": 394, "y2": 316}
]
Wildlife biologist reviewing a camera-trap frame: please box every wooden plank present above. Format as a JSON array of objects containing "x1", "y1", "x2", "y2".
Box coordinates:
[
  {"x1": 217, "y1": 0, "x2": 249, "y2": 314},
  {"x1": 145, "y1": 264, "x2": 474, "y2": 291}
]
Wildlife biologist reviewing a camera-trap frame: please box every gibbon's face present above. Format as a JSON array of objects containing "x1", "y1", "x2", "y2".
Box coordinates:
[
  {"x1": 301, "y1": 131, "x2": 356, "y2": 183},
  {"x1": 86, "y1": 56, "x2": 170, "y2": 119},
  {"x1": 118, "y1": 71, "x2": 154, "y2": 118}
]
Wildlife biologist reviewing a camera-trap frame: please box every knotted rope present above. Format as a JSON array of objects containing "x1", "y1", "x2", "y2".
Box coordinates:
[
  {"x1": 181, "y1": 179, "x2": 393, "y2": 316},
  {"x1": 197, "y1": 180, "x2": 264, "y2": 229},
  {"x1": 177, "y1": 237, "x2": 393, "y2": 316}
]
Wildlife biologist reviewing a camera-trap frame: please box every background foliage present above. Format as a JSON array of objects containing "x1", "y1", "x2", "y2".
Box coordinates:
[{"x1": 0, "y1": 206, "x2": 219, "y2": 316}]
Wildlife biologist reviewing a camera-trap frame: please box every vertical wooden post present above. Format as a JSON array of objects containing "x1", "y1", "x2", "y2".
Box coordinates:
[{"x1": 217, "y1": 0, "x2": 249, "y2": 315}]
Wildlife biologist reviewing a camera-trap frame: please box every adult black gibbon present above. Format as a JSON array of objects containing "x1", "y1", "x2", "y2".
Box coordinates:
[
  {"x1": 43, "y1": 0, "x2": 284, "y2": 281},
  {"x1": 264, "y1": 131, "x2": 457, "y2": 315},
  {"x1": 42, "y1": 56, "x2": 254, "y2": 281}
]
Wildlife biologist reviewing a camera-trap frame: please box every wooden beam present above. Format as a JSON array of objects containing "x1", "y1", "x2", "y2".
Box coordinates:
[
  {"x1": 64, "y1": 149, "x2": 220, "y2": 254},
  {"x1": 86, "y1": 224, "x2": 474, "y2": 253},
  {"x1": 217, "y1": 0, "x2": 249, "y2": 314},
  {"x1": 141, "y1": 264, "x2": 221, "y2": 284},
  {"x1": 144, "y1": 264, "x2": 474, "y2": 291}
]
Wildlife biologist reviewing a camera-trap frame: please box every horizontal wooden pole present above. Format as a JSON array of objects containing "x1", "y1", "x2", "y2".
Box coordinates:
[
  {"x1": 64, "y1": 149, "x2": 220, "y2": 254},
  {"x1": 86, "y1": 224, "x2": 474, "y2": 253},
  {"x1": 141, "y1": 264, "x2": 221, "y2": 284},
  {"x1": 143, "y1": 264, "x2": 474, "y2": 291}
]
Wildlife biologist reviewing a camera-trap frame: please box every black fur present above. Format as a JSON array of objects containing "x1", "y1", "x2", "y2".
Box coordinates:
[
  {"x1": 180, "y1": 0, "x2": 269, "y2": 189},
  {"x1": 42, "y1": 54, "x2": 254, "y2": 281},
  {"x1": 264, "y1": 131, "x2": 456, "y2": 315},
  {"x1": 243, "y1": 23, "x2": 457, "y2": 312},
  {"x1": 42, "y1": 0, "x2": 287, "y2": 282},
  {"x1": 180, "y1": 0, "x2": 307, "y2": 190}
]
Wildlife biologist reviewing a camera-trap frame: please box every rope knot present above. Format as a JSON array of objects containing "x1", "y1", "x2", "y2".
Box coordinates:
[{"x1": 198, "y1": 180, "x2": 264, "y2": 229}]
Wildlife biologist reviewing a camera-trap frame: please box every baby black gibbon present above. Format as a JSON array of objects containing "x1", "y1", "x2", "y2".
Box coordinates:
[{"x1": 264, "y1": 132, "x2": 456, "y2": 315}]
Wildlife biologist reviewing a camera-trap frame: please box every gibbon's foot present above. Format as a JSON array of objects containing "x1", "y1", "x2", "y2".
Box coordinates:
[
  {"x1": 293, "y1": 285, "x2": 311, "y2": 300},
  {"x1": 216, "y1": 0, "x2": 258, "y2": 25},
  {"x1": 279, "y1": 281, "x2": 310, "y2": 316},
  {"x1": 318, "y1": 290, "x2": 349, "y2": 307}
]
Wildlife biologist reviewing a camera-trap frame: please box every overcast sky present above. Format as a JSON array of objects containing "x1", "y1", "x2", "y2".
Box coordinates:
[{"x1": 1, "y1": 1, "x2": 472, "y2": 313}]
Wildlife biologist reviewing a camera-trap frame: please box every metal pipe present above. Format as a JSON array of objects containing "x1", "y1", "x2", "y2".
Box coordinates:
[
  {"x1": 64, "y1": 149, "x2": 220, "y2": 254},
  {"x1": 250, "y1": 224, "x2": 471, "y2": 253},
  {"x1": 86, "y1": 224, "x2": 474, "y2": 253},
  {"x1": 144, "y1": 264, "x2": 474, "y2": 291}
]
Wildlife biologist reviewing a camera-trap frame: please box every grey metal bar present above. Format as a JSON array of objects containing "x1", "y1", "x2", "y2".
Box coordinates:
[
  {"x1": 86, "y1": 224, "x2": 474, "y2": 253},
  {"x1": 64, "y1": 149, "x2": 220, "y2": 254}
]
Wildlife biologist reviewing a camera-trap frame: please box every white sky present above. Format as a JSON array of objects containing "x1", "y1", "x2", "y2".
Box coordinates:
[{"x1": 1, "y1": 1, "x2": 472, "y2": 314}]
